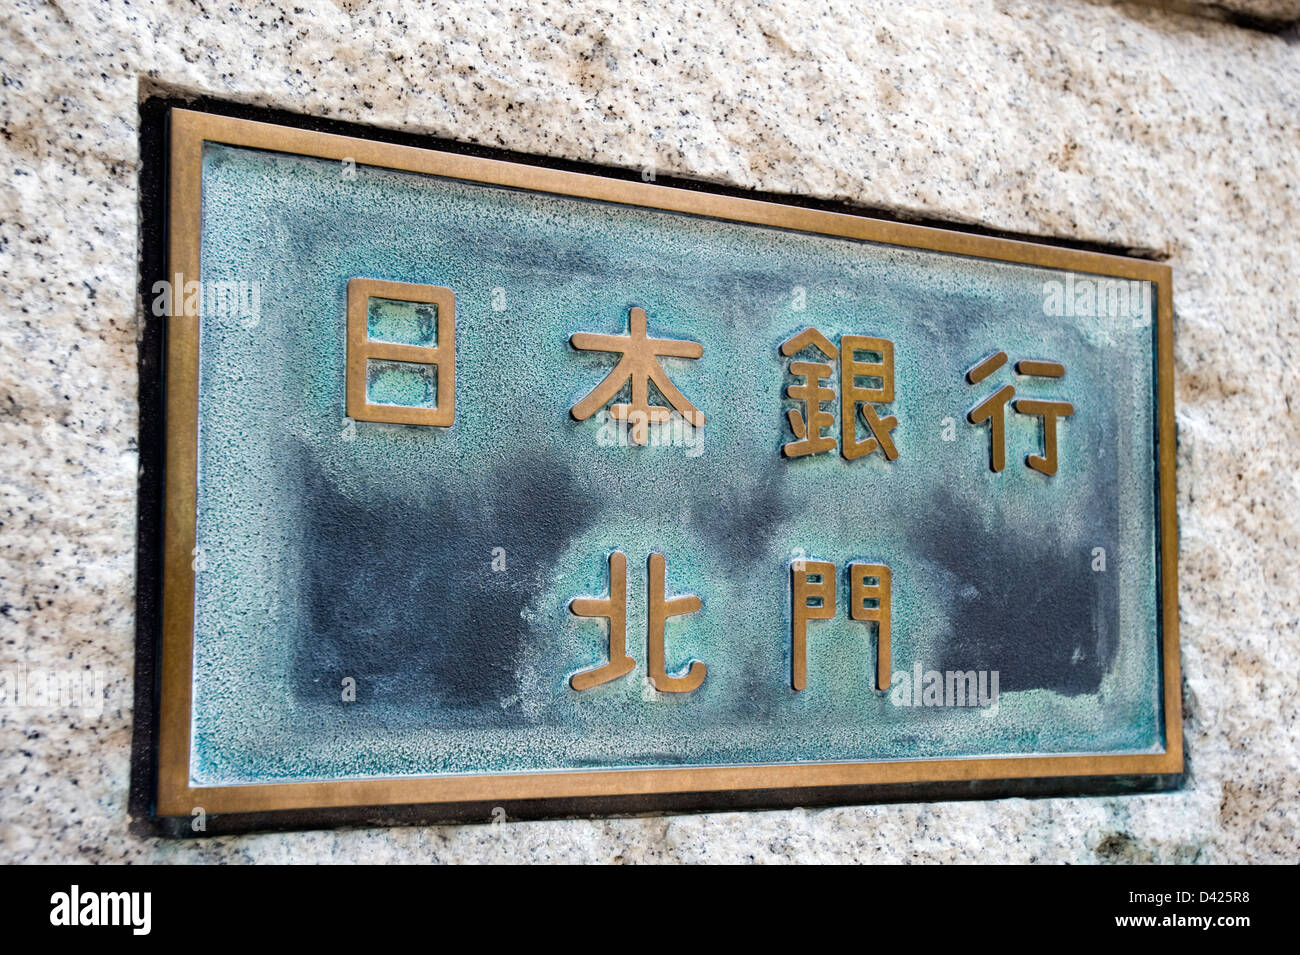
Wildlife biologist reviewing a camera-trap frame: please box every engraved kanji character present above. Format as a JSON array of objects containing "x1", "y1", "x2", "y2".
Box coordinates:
[
  {"x1": 967, "y1": 353, "x2": 1073, "y2": 475},
  {"x1": 570, "y1": 307, "x2": 704, "y2": 446},
  {"x1": 781, "y1": 328, "x2": 899, "y2": 460},
  {"x1": 569, "y1": 551, "x2": 634, "y2": 691},
  {"x1": 780, "y1": 328, "x2": 837, "y2": 458},
  {"x1": 841, "y1": 335, "x2": 899, "y2": 461}
]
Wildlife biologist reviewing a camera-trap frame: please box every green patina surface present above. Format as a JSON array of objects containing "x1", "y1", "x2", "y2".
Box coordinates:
[{"x1": 187, "y1": 142, "x2": 1163, "y2": 785}]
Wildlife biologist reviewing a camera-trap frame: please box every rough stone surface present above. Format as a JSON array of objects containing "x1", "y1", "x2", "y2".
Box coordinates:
[
  {"x1": 1, "y1": 0, "x2": 1297, "y2": 862},
  {"x1": 1135, "y1": 0, "x2": 1300, "y2": 26}
]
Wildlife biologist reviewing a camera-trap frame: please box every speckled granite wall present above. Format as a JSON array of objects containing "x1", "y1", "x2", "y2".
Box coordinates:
[{"x1": 0, "y1": 0, "x2": 1296, "y2": 863}]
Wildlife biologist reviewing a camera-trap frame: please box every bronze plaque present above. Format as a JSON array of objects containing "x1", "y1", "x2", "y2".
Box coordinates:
[{"x1": 148, "y1": 108, "x2": 1180, "y2": 825}]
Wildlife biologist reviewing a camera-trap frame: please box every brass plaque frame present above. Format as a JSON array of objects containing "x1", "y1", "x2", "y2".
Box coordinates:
[{"x1": 156, "y1": 107, "x2": 1180, "y2": 818}]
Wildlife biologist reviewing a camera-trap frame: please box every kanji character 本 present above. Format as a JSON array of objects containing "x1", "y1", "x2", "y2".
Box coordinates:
[
  {"x1": 780, "y1": 328, "x2": 899, "y2": 461},
  {"x1": 569, "y1": 307, "x2": 705, "y2": 446},
  {"x1": 966, "y1": 352, "x2": 1074, "y2": 475}
]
